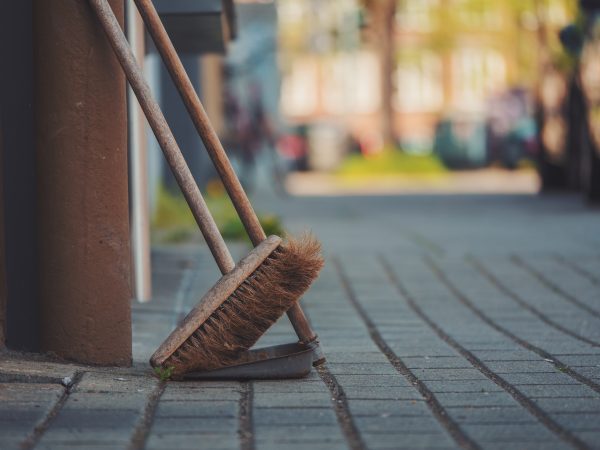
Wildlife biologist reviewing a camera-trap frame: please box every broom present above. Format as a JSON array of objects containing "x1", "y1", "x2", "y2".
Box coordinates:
[
  {"x1": 130, "y1": 0, "x2": 326, "y2": 364},
  {"x1": 88, "y1": 0, "x2": 324, "y2": 376}
]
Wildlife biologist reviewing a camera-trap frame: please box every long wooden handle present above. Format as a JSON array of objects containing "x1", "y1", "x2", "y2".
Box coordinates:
[
  {"x1": 88, "y1": 0, "x2": 236, "y2": 275},
  {"x1": 134, "y1": 0, "x2": 319, "y2": 345}
]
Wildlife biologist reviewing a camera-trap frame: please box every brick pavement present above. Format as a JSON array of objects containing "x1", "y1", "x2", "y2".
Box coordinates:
[{"x1": 1, "y1": 193, "x2": 599, "y2": 449}]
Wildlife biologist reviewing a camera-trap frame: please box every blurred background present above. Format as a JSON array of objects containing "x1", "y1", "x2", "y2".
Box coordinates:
[{"x1": 135, "y1": 0, "x2": 600, "y2": 268}]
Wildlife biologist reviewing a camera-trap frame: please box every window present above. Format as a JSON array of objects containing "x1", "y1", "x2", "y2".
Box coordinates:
[
  {"x1": 452, "y1": 48, "x2": 506, "y2": 111},
  {"x1": 280, "y1": 57, "x2": 319, "y2": 116},
  {"x1": 322, "y1": 51, "x2": 381, "y2": 114},
  {"x1": 395, "y1": 52, "x2": 444, "y2": 112}
]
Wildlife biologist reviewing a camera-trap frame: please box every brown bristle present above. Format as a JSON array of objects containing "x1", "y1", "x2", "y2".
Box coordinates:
[{"x1": 164, "y1": 234, "x2": 323, "y2": 375}]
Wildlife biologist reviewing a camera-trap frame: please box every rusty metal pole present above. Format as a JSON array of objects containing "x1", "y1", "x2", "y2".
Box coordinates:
[{"x1": 34, "y1": 0, "x2": 132, "y2": 365}]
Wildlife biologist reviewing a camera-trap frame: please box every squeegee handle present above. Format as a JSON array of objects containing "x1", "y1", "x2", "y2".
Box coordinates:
[
  {"x1": 88, "y1": 0, "x2": 236, "y2": 275},
  {"x1": 133, "y1": 0, "x2": 320, "y2": 347}
]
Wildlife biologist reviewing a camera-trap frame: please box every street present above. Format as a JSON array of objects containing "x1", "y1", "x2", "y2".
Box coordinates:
[{"x1": 2, "y1": 192, "x2": 600, "y2": 449}]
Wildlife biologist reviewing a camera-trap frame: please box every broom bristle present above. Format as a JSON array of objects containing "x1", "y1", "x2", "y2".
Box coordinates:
[{"x1": 164, "y1": 234, "x2": 323, "y2": 375}]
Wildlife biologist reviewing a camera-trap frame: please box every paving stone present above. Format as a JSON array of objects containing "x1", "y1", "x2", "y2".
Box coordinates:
[
  {"x1": 254, "y1": 444, "x2": 346, "y2": 450},
  {"x1": 326, "y1": 363, "x2": 400, "y2": 376},
  {"x1": 473, "y1": 351, "x2": 548, "y2": 361},
  {"x1": 146, "y1": 432, "x2": 238, "y2": 450},
  {"x1": 37, "y1": 444, "x2": 128, "y2": 450},
  {"x1": 360, "y1": 432, "x2": 456, "y2": 449},
  {"x1": 334, "y1": 374, "x2": 413, "y2": 387},
  {"x1": 253, "y1": 408, "x2": 338, "y2": 426},
  {"x1": 151, "y1": 417, "x2": 237, "y2": 433},
  {"x1": 253, "y1": 392, "x2": 333, "y2": 408},
  {"x1": 254, "y1": 427, "x2": 345, "y2": 444},
  {"x1": 0, "y1": 438, "x2": 25, "y2": 450},
  {"x1": 400, "y1": 356, "x2": 474, "y2": 369},
  {"x1": 0, "y1": 355, "x2": 81, "y2": 384},
  {"x1": 253, "y1": 381, "x2": 328, "y2": 393},
  {"x1": 531, "y1": 397, "x2": 600, "y2": 412},
  {"x1": 161, "y1": 387, "x2": 240, "y2": 402},
  {"x1": 343, "y1": 386, "x2": 425, "y2": 401},
  {"x1": 347, "y1": 399, "x2": 432, "y2": 417},
  {"x1": 552, "y1": 412, "x2": 600, "y2": 431},
  {"x1": 478, "y1": 441, "x2": 571, "y2": 450},
  {"x1": 38, "y1": 429, "x2": 132, "y2": 445},
  {"x1": 324, "y1": 352, "x2": 390, "y2": 363},
  {"x1": 354, "y1": 415, "x2": 448, "y2": 434},
  {"x1": 500, "y1": 372, "x2": 580, "y2": 385},
  {"x1": 66, "y1": 392, "x2": 147, "y2": 410},
  {"x1": 448, "y1": 406, "x2": 538, "y2": 425},
  {"x1": 409, "y1": 368, "x2": 487, "y2": 381},
  {"x1": 433, "y1": 392, "x2": 519, "y2": 407},
  {"x1": 155, "y1": 400, "x2": 237, "y2": 418},
  {"x1": 483, "y1": 360, "x2": 558, "y2": 373},
  {"x1": 516, "y1": 384, "x2": 599, "y2": 398},
  {"x1": 460, "y1": 423, "x2": 558, "y2": 441},
  {"x1": 423, "y1": 380, "x2": 505, "y2": 393},
  {"x1": 253, "y1": 424, "x2": 342, "y2": 439},
  {"x1": 76, "y1": 372, "x2": 155, "y2": 394},
  {"x1": 45, "y1": 409, "x2": 140, "y2": 430},
  {"x1": 579, "y1": 431, "x2": 600, "y2": 448}
]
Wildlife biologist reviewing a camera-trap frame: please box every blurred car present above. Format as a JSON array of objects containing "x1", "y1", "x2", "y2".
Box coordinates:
[
  {"x1": 487, "y1": 88, "x2": 538, "y2": 169},
  {"x1": 433, "y1": 114, "x2": 489, "y2": 169},
  {"x1": 277, "y1": 124, "x2": 309, "y2": 171},
  {"x1": 536, "y1": 0, "x2": 600, "y2": 201}
]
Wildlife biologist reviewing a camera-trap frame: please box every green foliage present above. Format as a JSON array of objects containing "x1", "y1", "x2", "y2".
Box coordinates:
[
  {"x1": 153, "y1": 366, "x2": 174, "y2": 382},
  {"x1": 152, "y1": 184, "x2": 285, "y2": 244},
  {"x1": 153, "y1": 184, "x2": 196, "y2": 229},
  {"x1": 337, "y1": 149, "x2": 447, "y2": 177}
]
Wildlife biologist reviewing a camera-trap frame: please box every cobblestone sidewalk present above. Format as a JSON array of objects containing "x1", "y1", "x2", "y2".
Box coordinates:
[{"x1": 1, "y1": 193, "x2": 600, "y2": 449}]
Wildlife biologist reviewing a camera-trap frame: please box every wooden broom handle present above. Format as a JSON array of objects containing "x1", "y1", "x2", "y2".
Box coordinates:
[
  {"x1": 133, "y1": 0, "x2": 319, "y2": 345},
  {"x1": 88, "y1": 0, "x2": 236, "y2": 276}
]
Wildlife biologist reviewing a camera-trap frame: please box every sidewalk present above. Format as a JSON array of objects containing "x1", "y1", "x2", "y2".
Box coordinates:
[{"x1": 2, "y1": 192, "x2": 600, "y2": 449}]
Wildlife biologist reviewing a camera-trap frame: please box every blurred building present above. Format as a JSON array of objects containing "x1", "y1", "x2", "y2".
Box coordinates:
[{"x1": 277, "y1": 0, "x2": 576, "y2": 152}]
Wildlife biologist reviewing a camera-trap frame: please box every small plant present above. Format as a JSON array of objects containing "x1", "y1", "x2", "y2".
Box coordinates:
[
  {"x1": 153, "y1": 366, "x2": 174, "y2": 382},
  {"x1": 152, "y1": 182, "x2": 285, "y2": 244}
]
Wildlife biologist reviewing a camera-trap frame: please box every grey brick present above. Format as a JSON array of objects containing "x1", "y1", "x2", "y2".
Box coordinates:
[
  {"x1": 531, "y1": 397, "x2": 600, "y2": 413},
  {"x1": 360, "y1": 432, "x2": 456, "y2": 449},
  {"x1": 434, "y1": 392, "x2": 518, "y2": 407},
  {"x1": 552, "y1": 412, "x2": 600, "y2": 431},
  {"x1": 253, "y1": 408, "x2": 337, "y2": 426},
  {"x1": 347, "y1": 399, "x2": 432, "y2": 417},
  {"x1": 460, "y1": 423, "x2": 557, "y2": 441},
  {"x1": 410, "y1": 368, "x2": 486, "y2": 381},
  {"x1": 344, "y1": 386, "x2": 424, "y2": 400},
  {"x1": 253, "y1": 392, "x2": 333, "y2": 408},
  {"x1": 151, "y1": 417, "x2": 237, "y2": 433},
  {"x1": 423, "y1": 380, "x2": 505, "y2": 393},
  {"x1": 154, "y1": 400, "x2": 237, "y2": 418},
  {"x1": 146, "y1": 432, "x2": 238, "y2": 450},
  {"x1": 516, "y1": 384, "x2": 597, "y2": 398},
  {"x1": 447, "y1": 406, "x2": 536, "y2": 424},
  {"x1": 334, "y1": 374, "x2": 413, "y2": 387}
]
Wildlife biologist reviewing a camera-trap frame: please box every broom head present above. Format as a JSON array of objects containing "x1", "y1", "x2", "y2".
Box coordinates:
[{"x1": 150, "y1": 234, "x2": 323, "y2": 377}]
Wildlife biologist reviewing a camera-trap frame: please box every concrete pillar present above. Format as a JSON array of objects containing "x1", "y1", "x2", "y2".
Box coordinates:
[{"x1": 34, "y1": 0, "x2": 132, "y2": 365}]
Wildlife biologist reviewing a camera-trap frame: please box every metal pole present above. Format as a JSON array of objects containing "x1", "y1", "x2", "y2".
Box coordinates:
[{"x1": 127, "y1": 0, "x2": 152, "y2": 303}]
